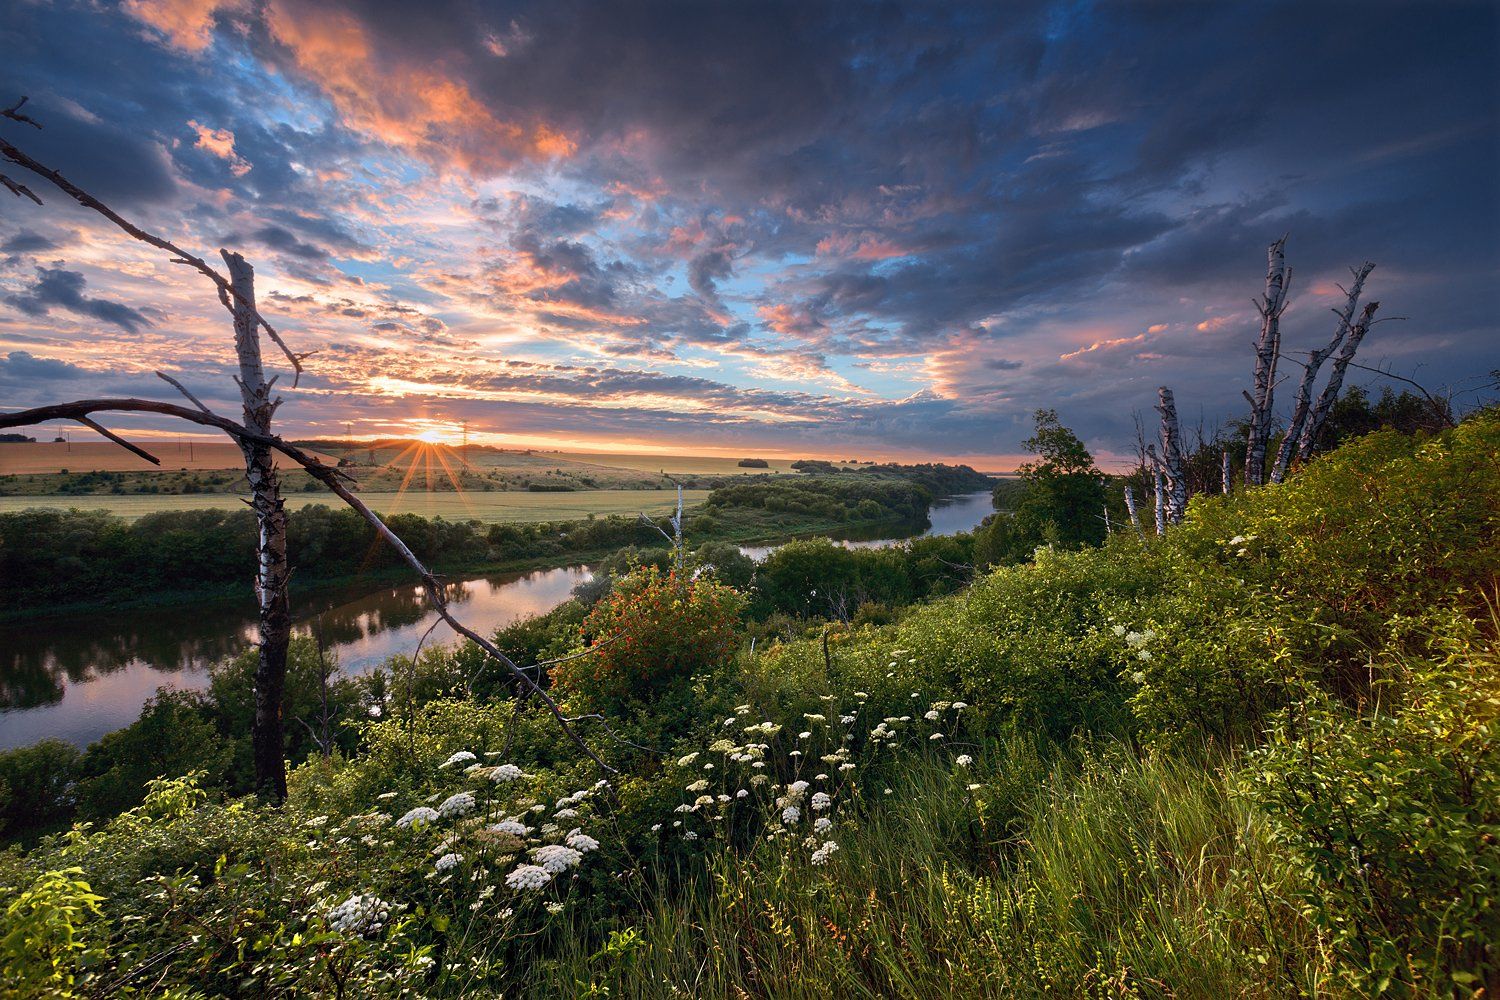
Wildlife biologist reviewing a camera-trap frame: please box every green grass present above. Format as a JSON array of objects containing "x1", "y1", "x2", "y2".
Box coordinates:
[{"x1": 0, "y1": 489, "x2": 708, "y2": 524}]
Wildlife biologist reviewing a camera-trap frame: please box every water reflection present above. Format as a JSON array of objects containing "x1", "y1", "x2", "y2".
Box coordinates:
[{"x1": 0, "y1": 491, "x2": 995, "y2": 750}]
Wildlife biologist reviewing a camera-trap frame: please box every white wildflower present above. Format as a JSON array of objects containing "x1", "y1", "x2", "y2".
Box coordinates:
[
  {"x1": 814, "y1": 816, "x2": 833, "y2": 834},
  {"x1": 736, "y1": 788, "x2": 749, "y2": 798},
  {"x1": 506, "y1": 864, "x2": 552, "y2": 891},
  {"x1": 490, "y1": 820, "x2": 532, "y2": 837},
  {"x1": 440, "y1": 751, "x2": 476, "y2": 769},
  {"x1": 811, "y1": 792, "x2": 832, "y2": 811},
  {"x1": 395, "y1": 806, "x2": 439, "y2": 829},
  {"x1": 434, "y1": 853, "x2": 463, "y2": 872},
  {"x1": 686, "y1": 779, "x2": 710, "y2": 793},
  {"x1": 532, "y1": 844, "x2": 584, "y2": 873},
  {"x1": 554, "y1": 808, "x2": 579, "y2": 820},
  {"x1": 326, "y1": 893, "x2": 392, "y2": 936},
  {"x1": 489, "y1": 764, "x2": 525, "y2": 783},
  {"x1": 810, "y1": 840, "x2": 840, "y2": 865},
  {"x1": 438, "y1": 792, "x2": 475, "y2": 819},
  {"x1": 956, "y1": 754, "x2": 973, "y2": 767},
  {"x1": 782, "y1": 805, "x2": 801, "y2": 825},
  {"x1": 545, "y1": 902, "x2": 564, "y2": 915},
  {"x1": 566, "y1": 831, "x2": 599, "y2": 852}
]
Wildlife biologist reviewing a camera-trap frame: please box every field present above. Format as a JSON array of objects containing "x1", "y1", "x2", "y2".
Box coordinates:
[
  {"x1": 0, "y1": 488, "x2": 707, "y2": 523},
  {"x1": 0, "y1": 441, "x2": 330, "y2": 473},
  {"x1": 545, "y1": 451, "x2": 825, "y2": 475}
]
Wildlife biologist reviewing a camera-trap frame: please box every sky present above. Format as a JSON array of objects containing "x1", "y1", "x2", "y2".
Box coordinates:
[{"x1": 0, "y1": 0, "x2": 1496, "y2": 468}]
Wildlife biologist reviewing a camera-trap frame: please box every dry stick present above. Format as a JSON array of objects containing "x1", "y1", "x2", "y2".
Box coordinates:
[
  {"x1": 0, "y1": 117, "x2": 307, "y2": 384},
  {"x1": 74, "y1": 415, "x2": 160, "y2": 465},
  {"x1": 1296, "y1": 301, "x2": 1381, "y2": 462},
  {"x1": 1244, "y1": 236, "x2": 1291, "y2": 486},
  {"x1": 0, "y1": 397, "x2": 615, "y2": 774}
]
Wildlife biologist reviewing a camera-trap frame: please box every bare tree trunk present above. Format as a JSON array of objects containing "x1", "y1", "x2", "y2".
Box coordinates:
[
  {"x1": 1221, "y1": 449, "x2": 1231, "y2": 495},
  {"x1": 1147, "y1": 447, "x2": 1167, "y2": 536},
  {"x1": 1270, "y1": 263, "x2": 1375, "y2": 483},
  {"x1": 1155, "y1": 386, "x2": 1187, "y2": 522},
  {"x1": 1123, "y1": 485, "x2": 1142, "y2": 532},
  {"x1": 226, "y1": 251, "x2": 292, "y2": 802},
  {"x1": 1298, "y1": 300, "x2": 1381, "y2": 464},
  {"x1": 1244, "y1": 236, "x2": 1291, "y2": 486}
]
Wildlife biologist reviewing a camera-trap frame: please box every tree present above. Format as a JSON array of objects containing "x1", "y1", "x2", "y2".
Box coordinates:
[
  {"x1": 1013, "y1": 409, "x2": 1107, "y2": 548},
  {"x1": 1, "y1": 94, "x2": 614, "y2": 794}
]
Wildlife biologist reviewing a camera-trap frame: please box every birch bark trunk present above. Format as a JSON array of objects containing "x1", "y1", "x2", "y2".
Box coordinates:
[
  {"x1": 1155, "y1": 386, "x2": 1187, "y2": 522},
  {"x1": 1123, "y1": 485, "x2": 1142, "y2": 532},
  {"x1": 225, "y1": 251, "x2": 292, "y2": 801},
  {"x1": 1244, "y1": 237, "x2": 1291, "y2": 486},
  {"x1": 1221, "y1": 450, "x2": 1231, "y2": 495},
  {"x1": 1297, "y1": 300, "x2": 1381, "y2": 464},
  {"x1": 1270, "y1": 263, "x2": 1374, "y2": 483}
]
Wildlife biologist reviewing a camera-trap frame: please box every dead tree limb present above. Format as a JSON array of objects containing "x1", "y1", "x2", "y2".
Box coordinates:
[
  {"x1": 1122, "y1": 484, "x2": 1143, "y2": 534},
  {"x1": 1244, "y1": 236, "x2": 1291, "y2": 486},
  {"x1": 1147, "y1": 446, "x2": 1166, "y2": 536},
  {"x1": 1221, "y1": 450, "x2": 1231, "y2": 495},
  {"x1": 1297, "y1": 301, "x2": 1380, "y2": 462},
  {"x1": 0, "y1": 398, "x2": 617, "y2": 774},
  {"x1": 1270, "y1": 262, "x2": 1375, "y2": 483},
  {"x1": 1155, "y1": 386, "x2": 1187, "y2": 522}
]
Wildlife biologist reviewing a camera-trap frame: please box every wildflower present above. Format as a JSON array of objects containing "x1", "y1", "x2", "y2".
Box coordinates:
[
  {"x1": 555, "y1": 808, "x2": 579, "y2": 820},
  {"x1": 438, "y1": 792, "x2": 475, "y2": 819},
  {"x1": 566, "y1": 831, "x2": 599, "y2": 852},
  {"x1": 923, "y1": 710, "x2": 940, "y2": 721},
  {"x1": 678, "y1": 753, "x2": 700, "y2": 767},
  {"x1": 326, "y1": 893, "x2": 392, "y2": 936},
  {"x1": 782, "y1": 805, "x2": 802, "y2": 825},
  {"x1": 811, "y1": 792, "x2": 832, "y2": 811},
  {"x1": 967, "y1": 783, "x2": 983, "y2": 791},
  {"x1": 506, "y1": 865, "x2": 552, "y2": 891},
  {"x1": 798, "y1": 731, "x2": 812, "y2": 740},
  {"x1": 1131, "y1": 671, "x2": 1146, "y2": 684},
  {"x1": 815, "y1": 773, "x2": 829, "y2": 781},
  {"x1": 814, "y1": 816, "x2": 833, "y2": 834},
  {"x1": 854, "y1": 691, "x2": 868, "y2": 699},
  {"x1": 1137, "y1": 649, "x2": 1153, "y2": 661},
  {"x1": 440, "y1": 751, "x2": 476, "y2": 769},
  {"x1": 1111, "y1": 624, "x2": 1127, "y2": 636},
  {"x1": 532, "y1": 844, "x2": 584, "y2": 873},
  {"x1": 810, "y1": 841, "x2": 840, "y2": 865},
  {"x1": 951, "y1": 702, "x2": 968, "y2": 711},
  {"x1": 788, "y1": 780, "x2": 810, "y2": 797},
  {"x1": 651, "y1": 823, "x2": 662, "y2": 832},
  {"x1": 489, "y1": 764, "x2": 525, "y2": 783},
  {"x1": 490, "y1": 819, "x2": 532, "y2": 837},
  {"x1": 434, "y1": 853, "x2": 463, "y2": 872},
  {"x1": 686, "y1": 779, "x2": 710, "y2": 793},
  {"x1": 803, "y1": 713, "x2": 826, "y2": 723},
  {"x1": 839, "y1": 763, "x2": 855, "y2": 772},
  {"x1": 684, "y1": 831, "x2": 699, "y2": 841},
  {"x1": 929, "y1": 733, "x2": 944, "y2": 741},
  {"x1": 545, "y1": 902, "x2": 564, "y2": 915},
  {"x1": 395, "y1": 806, "x2": 439, "y2": 828},
  {"x1": 955, "y1": 754, "x2": 973, "y2": 767},
  {"x1": 736, "y1": 789, "x2": 749, "y2": 798},
  {"x1": 839, "y1": 715, "x2": 856, "y2": 724}
]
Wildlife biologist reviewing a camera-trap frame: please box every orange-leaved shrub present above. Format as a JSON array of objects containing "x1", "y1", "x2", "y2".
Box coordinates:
[{"x1": 554, "y1": 565, "x2": 746, "y2": 710}]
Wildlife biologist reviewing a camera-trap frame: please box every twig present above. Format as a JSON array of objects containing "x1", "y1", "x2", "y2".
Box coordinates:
[
  {"x1": 74, "y1": 416, "x2": 159, "y2": 465},
  {"x1": 155, "y1": 370, "x2": 212, "y2": 414}
]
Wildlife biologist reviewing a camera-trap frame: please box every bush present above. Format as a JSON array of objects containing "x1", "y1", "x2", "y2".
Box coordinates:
[
  {"x1": 0, "y1": 740, "x2": 79, "y2": 839},
  {"x1": 554, "y1": 566, "x2": 745, "y2": 711}
]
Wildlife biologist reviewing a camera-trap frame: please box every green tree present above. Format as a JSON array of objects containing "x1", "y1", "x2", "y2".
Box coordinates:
[{"x1": 1012, "y1": 409, "x2": 1107, "y2": 550}]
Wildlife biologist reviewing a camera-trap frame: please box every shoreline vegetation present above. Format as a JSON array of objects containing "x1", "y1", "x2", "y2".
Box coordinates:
[{"x1": 0, "y1": 463, "x2": 993, "y2": 621}]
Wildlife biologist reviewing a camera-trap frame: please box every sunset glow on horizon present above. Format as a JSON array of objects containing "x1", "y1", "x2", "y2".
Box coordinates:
[{"x1": 1, "y1": 1, "x2": 1494, "y2": 467}]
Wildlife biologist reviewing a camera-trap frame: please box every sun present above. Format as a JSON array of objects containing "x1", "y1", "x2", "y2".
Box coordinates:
[{"x1": 415, "y1": 428, "x2": 452, "y2": 445}]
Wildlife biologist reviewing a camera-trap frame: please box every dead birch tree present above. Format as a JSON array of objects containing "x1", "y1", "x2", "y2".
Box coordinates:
[
  {"x1": 1296, "y1": 300, "x2": 1382, "y2": 464},
  {"x1": 1155, "y1": 386, "x2": 1187, "y2": 523},
  {"x1": 1, "y1": 96, "x2": 613, "y2": 797},
  {"x1": 1243, "y1": 236, "x2": 1291, "y2": 486},
  {"x1": 1220, "y1": 450, "x2": 1231, "y2": 495},
  {"x1": 1268, "y1": 262, "x2": 1376, "y2": 483}
]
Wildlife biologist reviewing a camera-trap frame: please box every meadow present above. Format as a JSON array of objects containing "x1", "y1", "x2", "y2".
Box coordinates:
[
  {"x1": 0, "y1": 441, "x2": 331, "y2": 474},
  {"x1": 0, "y1": 488, "x2": 706, "y2": 524}
]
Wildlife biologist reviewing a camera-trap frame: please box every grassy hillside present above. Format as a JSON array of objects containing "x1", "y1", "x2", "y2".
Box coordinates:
[{"x1": 1, "y1": 415, "x2": 1495, "y2": 997}]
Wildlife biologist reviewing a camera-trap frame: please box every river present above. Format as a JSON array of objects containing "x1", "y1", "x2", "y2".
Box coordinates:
[{"x1": 0, "y1": 490, "x2": 996, "y2": 750}]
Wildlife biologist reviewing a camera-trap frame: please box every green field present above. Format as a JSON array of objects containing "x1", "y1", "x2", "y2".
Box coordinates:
[{"x1": 0, "y1": 489, "x2": 708, "y2": 524}]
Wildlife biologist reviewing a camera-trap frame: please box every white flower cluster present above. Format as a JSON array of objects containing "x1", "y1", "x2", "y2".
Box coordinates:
[
  {"x1": 434, "y1": 852, "x2": 463, "y2": 872},
  {"x1": 395, "y1": 806, "x2": 439, "y2": 829},
  {"x1": 810, "y1": 840, "x2": 840, "y2": 865},
  {"x1": 532, "y1": 843, "x2": 584, "y2": 873},
  {"x1": 438, "y1": 791, "x2": 476, "y2": 819},
  {"x1": 486, "y1": 763, "x2": 526, "y2": 783},
  {"x1": 326, "y1": 893, "x2": 393, "y2": 936},
  {"x1": 440, "y1": 750, "x2": 477, "y2": 769},
  {"x1": 505, "y1": 864, "x2": 552, "y2": 891}
]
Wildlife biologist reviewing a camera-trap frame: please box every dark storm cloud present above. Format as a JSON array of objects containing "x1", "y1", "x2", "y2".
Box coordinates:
[
  {"x1": 0, "y1": 350, "x2": 87, "y2": 381},
  {"x1": 4, "y1": 267, "x2": 153, "y2": 333},
  {"x1": 1, "y1": 230, "x2": 58, "y2": 255}
]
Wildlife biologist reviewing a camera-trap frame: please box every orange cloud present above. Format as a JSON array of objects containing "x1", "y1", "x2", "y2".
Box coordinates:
[
  {"x1": 122, "y1": 0, "x2": 235, "y2": 52},
  {"x1": 815, "y1": 230, "x2": 908, "y2": 260},
  {"x1": 187, "y1": 120, "x2": 251, "y2": 175}
]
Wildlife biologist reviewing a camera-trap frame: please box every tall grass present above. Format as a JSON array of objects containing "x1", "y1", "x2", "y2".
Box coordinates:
[{"x1": 537, "y1": 740, "x2": 1332, "y2": 999}]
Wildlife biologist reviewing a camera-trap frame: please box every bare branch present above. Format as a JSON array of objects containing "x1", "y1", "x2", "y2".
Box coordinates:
[
  {"x1": 0, "y1": 397, "x2": 616, "y2": 774},
  {"x1": 1, "y1": 96, "x2": 41, "y2": 129},
  {"x1": 0, "y1": 105, "x2": 306, "y2": 384},
  {"x1": 1, "y1": 172, "x2": 42, "y2": 204},
  {"x1": 155, "y1": 370, "x2": 212, "y2": 414},
  {"x1": 74, "y1": 416, "x2": 160, "y2": 465}
]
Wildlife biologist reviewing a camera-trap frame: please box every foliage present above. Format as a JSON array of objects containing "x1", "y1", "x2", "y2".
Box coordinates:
[
  {"x1": 0, "y1": 739, "x2": 79, "y2": 839},
  {"x1": 0, "y1": 866, "x2": 105, "y2": 998},
  {"x1": 555, "y1": 566, "x2": 746, "y2": 711},
  {"x1": 1242, "y1": 644, "x2": 1500, "y2": 994}
]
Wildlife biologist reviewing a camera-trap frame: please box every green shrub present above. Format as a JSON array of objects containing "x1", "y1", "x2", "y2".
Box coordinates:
[{"x1": 555, "y1": 566, "x2": 745, "y2": 712}]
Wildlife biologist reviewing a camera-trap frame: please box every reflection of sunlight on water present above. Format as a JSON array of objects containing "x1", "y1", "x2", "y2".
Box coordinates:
[
  {"x1": 2, "y1": 492, "x2": 994, "y2": 750},
  {"x1": 1, "y1": 564, "x2": 594, "y2": 751},
  {"x1": 739, "y1": 490, "x2": 995, "y2": 562}
]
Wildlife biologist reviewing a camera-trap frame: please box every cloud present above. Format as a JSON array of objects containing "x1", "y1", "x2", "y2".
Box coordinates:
[
  {"x1": 4, "y1": 268, "x2": 154, "y2": 333},
  {"x1": 0, "y1": 350, "x2": 89, "y2": 381}
]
